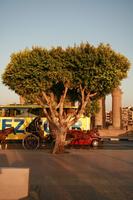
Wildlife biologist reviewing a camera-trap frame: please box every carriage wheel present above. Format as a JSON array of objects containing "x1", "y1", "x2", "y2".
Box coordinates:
[{"x1": 22, "y1": 134, "x2": 40, "y2": 150}]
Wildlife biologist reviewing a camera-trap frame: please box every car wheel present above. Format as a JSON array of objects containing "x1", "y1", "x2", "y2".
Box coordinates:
[{"x1": 91, "y1": 139, "x2": 99, "y2": 147}]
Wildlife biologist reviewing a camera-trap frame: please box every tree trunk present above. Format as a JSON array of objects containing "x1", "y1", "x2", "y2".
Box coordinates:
[
  {"x1": 49, "y1": 124, "x2": 67, "y2": 154},
  {"x1": 52, "y1": 133, "x2": 66, "y2": 154}
]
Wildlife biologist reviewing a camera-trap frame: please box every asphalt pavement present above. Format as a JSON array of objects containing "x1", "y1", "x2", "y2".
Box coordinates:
[{"x1": 0, "y1": 141, "x2": 133, "y2": 200}]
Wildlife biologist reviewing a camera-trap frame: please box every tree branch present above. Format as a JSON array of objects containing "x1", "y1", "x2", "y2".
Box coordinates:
[
  {"x1": 42, "y1": 91, "x2": 50, "y2": 105},
  {"x1": 68, "y1": 91, "x2": 96, "y2": 127},
  {"x1": 80, "y1": 84, "x2": 85, "y2": 105},
  {"x1": 42, "y1": 91, "x2": 57, "y2": 123},
  {"x1": 35, "y1": 97, "x2": 52, "y2": 122},
  {"x1": 58, "y1": 84, "x2": 68, "y2": 124}
]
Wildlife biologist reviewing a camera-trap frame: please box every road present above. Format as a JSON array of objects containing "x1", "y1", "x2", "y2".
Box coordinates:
[{"x1": 0, "y1": 141, "x2": 133, "y2": 200}]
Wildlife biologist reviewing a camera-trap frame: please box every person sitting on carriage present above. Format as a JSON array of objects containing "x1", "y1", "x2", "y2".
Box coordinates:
[{"x1": 26, "y1": 116, "x2": 44, "y2": 139}]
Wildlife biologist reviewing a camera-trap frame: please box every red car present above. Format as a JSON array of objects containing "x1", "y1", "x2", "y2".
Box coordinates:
[{"x1": 66, "y1": 128, "x2": 101, "y2": 147}]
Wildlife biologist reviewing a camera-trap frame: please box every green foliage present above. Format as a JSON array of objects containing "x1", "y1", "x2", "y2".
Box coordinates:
[
  {"x1": 2, "y1": 43, "x2": 131, "y2": 104},
  {"x1": 95, "y1": 44, "x2": 130, "y2": 96},
  {"x1": 84, "y1": 100, "x2": 100, "y2": 117}
]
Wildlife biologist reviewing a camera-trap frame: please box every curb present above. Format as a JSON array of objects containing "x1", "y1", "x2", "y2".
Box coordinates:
[{"x1": 101, "y1": 137, "x2": 133, "y2": 142}]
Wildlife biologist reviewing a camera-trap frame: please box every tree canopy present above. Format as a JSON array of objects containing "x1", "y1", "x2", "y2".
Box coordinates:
[
  {"x1": 3, "y1": 43, "x2": 130, "y2": 101},
  {"x1": 2, "y1": 42, "x2": 131, "y2": 153}
]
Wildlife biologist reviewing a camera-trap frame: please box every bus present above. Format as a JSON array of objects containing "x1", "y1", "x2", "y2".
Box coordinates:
[{"x1": 0, "y1": 104, "x2": 90, "y2": 140}]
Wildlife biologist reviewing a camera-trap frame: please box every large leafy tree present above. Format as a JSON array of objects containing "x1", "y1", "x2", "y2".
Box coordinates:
[{"x1": 2, "y1": 43, "x2": 130, "y2": 153}]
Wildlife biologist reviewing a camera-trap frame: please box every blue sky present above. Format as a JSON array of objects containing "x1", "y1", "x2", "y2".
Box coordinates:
[{"x1": 0, "y1": 0, "x2": 133, "y2": 110}]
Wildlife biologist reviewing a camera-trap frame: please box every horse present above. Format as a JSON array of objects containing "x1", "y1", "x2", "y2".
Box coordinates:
[{"x1": 0, "y1": 127, "x2": 15, "y2": 148}]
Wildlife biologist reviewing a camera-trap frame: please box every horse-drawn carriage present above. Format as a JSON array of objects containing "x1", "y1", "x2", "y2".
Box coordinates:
[
  {"x1": 23, "y1": 117, "x2": 53, "y2": 149},
  {"x1": 0, "y1": 117, "x2": 53, "y2": 149}
]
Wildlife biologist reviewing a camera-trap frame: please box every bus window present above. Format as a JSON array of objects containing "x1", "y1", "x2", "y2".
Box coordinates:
[
  {"x1": 28, "y1": 108, "x2": 45, "y2": 117},
  {"x1": 15, "y1": 108, "x2": 28, "y2": 117},
  {"x1": 5, "y1": 108, "x2": 15, "y2": 117},
  {"x1": 0, "y1": 109, "x2": 5, "y2": 117},
  {"x1": 15, "y1": 108, "x2": 44, "y2": 117},
  {"x1": 15, "y1": 108, "x2": 35, "y2": 117}
]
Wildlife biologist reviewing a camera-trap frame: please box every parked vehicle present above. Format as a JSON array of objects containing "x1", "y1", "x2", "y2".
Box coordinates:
[
  {"x1": 0, "y1": 104, "x2": 90, "y2": 140},
  {"x1": 66, "y1": 128, "x2": 101, "y2": 147}
]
